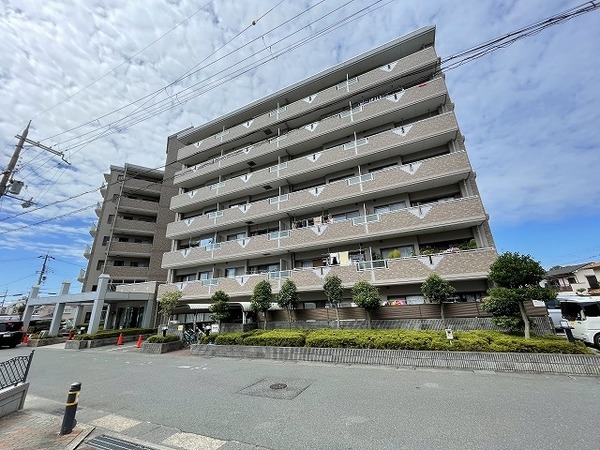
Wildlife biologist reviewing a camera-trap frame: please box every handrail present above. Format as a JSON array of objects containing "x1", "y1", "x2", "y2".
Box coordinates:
[{"x1": 0, "y1": 350, "x2": 35, "y2": 389}]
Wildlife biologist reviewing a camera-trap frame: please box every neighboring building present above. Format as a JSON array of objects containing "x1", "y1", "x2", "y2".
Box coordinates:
[
  {"x1": 160, "y1": 26, "x2": 497, "y2": 317},
  {"x1": 546, "y1": 263, "x2": 600, "y2": 296},
  {"x1": 78, "y1": 153, "x2": 181, "y2": 327}
]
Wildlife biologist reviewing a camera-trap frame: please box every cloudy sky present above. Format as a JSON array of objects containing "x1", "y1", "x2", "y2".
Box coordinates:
[{"x1": 0, "y1": 0, "x2": 598, "y2": 301}]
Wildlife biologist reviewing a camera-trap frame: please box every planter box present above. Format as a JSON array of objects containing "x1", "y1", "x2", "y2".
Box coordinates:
[
  {"x1": 141, "y1": 341, "x2": 184, "y2": 354},
  {"x1": 65, "y1": 333, "x2": 154, "y2": 349},
  {"x1": 27, "y1": 337, "x2": 67, "y2": 347}
]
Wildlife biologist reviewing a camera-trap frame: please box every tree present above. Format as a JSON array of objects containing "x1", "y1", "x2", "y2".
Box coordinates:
[
  {"x1": 250, "y1": 280, "x2": 273, "y2": 330},
  {"x1": 209, "y1": 290, "x2": 230, "y2": 331},
  {"x1": 323, "y1": 275, "x2": 343, "y2": 327},
  {"x1": 277, "y1": 279, "x2": 298, "y2": 327},
  {"x1": 351, "y1": 281, "x2": 381, "y2": 329},
  {"x1": 487, "y1": 252, "x2": 557, "y2": 339},
  {"x1": 481, "y1": 296, "x2": 524, "y2": 333},
  {"x1": 421, "y1": 273, "x2": 456, "y2": 321},
  {"x1": 158, "y1": 291, "x2": 182, "y2": 325}
]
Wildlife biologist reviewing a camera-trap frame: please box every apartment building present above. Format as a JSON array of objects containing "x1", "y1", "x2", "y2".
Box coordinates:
[
  {"x1": 160, "y1": 26, "x2": 497, "y2": 314},
  {"x1": 81, "y1": 161, "x2": 177, "y2": 292}
]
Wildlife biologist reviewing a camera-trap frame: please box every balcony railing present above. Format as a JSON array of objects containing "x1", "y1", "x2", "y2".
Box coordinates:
[
  {"x1": 77, "y1": 269, "x2": 86, "y2": 282},
  {"x1": 83, "y1": 244, "x2": 91, "y2": 258},
  {"x1": 166, "y1": 150, "x2": 470, "y2": 240},
  {"x1": 104, "y1": 266, "x2": 149, "y2": 278},
  {"x1": 162, "y1": 196, "x2": 487, "y2": 268},
  {"x1": 159, "y1": 248, "x2": 496, "y2": 300},
  {"x1": 122, "y1": 178, "x2": 162, "y2": 194},
  {"x1": 112, "y1": 217, "x2": 156, "y2": 234},
  {"x1": 89, "y1": 223, "x2": 97, "y2": 236},
  {"x1": 118, "y1": 197, "x2": 160, "y2": 213},
  {"x1": 107, "y1": 242, "x2": 153, "y2": 256},
  {"x1": 170, "y1": 107, "x2": 458, "y2": 214},
  {"x1": 177, "y1": 46, "x2": 439, "y2": 166},
  {"x1": 174, "y1": 74, "x2": 447, "y2": 187}
]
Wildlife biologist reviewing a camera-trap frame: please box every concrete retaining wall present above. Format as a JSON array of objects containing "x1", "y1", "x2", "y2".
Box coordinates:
[
  {"x1": 26, "y1": 337, "x2": 67, "y2": 347},
  {"x1": 141, "y1": 341, "x2": 184, "y2": 354},
  {"x1": 64, "y1": 333, "x2": 154, "y2": 349},
  {"x1": 191, "y1": 344, "x2": 600, "y2": 376},
  {"x1": 0, "y1": 383, "x2": 29, "y2": 418}
]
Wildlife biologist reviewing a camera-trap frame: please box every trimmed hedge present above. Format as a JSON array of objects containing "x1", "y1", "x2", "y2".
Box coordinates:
[
  {"x1": 146, "y1": 334, "x2": 180, "y2": 344},
  {"x1": 74, "y1": 327, "x2": 156, "y2": 341},
  {"x1": 201, "y1": 329, "x2": 591, "y2": 354}
]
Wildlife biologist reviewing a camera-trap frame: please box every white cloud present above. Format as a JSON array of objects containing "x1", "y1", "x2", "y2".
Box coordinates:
[{"x1": 1, "y1": 0, "x2": 599, "y2": 292}]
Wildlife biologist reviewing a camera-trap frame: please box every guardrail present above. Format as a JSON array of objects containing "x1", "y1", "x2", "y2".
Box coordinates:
[{"x1": 0, "y1": 350, "x2": 34, "y2": 389}]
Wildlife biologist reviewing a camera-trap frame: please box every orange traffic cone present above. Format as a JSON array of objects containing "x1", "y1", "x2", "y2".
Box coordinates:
[
  {"x1": 116, "y1": 333, "x2": 123, "y2": 346},
  {"x1": 68, "y1": 331, "x2": 73, "y2": 340},
  {"x1": 135, "y1": 335, "x2": 143, "y2": 348},
  {"x1": 22, "y1": 333, "x2": 29, "y2": 344}
]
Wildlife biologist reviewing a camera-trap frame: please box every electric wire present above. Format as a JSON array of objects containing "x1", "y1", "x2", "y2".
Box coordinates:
[{"x1": 0, "y1": 1, "x2": 597, "y2": 234}]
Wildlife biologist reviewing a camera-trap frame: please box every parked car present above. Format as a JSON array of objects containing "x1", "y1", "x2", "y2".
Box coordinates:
[
  {"x1": 0, "y1": 318, "x2": 25, "y2": 348},
  {"x1": 546, "y1": 299, "x2": 564, "y2": 330}
]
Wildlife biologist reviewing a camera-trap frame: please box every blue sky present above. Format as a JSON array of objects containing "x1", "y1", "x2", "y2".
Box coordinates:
[{"x1": 1, "y1": 0, "x2": 599, "y2": 303}]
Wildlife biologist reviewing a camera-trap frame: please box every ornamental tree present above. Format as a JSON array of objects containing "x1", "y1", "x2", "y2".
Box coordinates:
[
  {"x1": 209, "y1": 290, "x2": 230, "y2": 330},
  {"x1": 421, "y1": 273, "x2": 456, "y2": 321},
  {"x1": 487, "y1": 252, "x2": 557, "y2": 339},
  {"x1": 352, "y1": 281, "x2": 381, "y2": 329},
  {"x1": 158, "y1": 291, "x2": 182, "y2": 325},
  {"x1": 277, "y1": 279, "x2": 299, "y2": 327},
  {"x1": 323, "y1": 275, "x2": 343, "y2": 327},
  {"x1": 250, "y1": 280, "x2": 273, "y2": 330}
]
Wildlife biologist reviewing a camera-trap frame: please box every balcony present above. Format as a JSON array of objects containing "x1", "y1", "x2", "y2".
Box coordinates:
[
  {"x1": 95, "y1": 202, "x2": 102, "y2": 217},
  {"x1": 77, "y1": 269, "x2": 86, "y2": 283},
  {"x1": 103, "y1": 265, "x2": 149, "y2": 278},
  {"x1": 159, "y1": 248, "x2": 496, "y2": 300},
  {"x1": 171, "y1": 109, "x2": 458, "y2": 214},
  {"x1": 162, "y1": 196, "x2": 487, "y2": 268},
  {"x1": 112, "y1": 217, "x2": 156, "y2": 234},
  {"x1": 166, "y1": 150, "x2": 471, "y2": 239},
  {"x1": 122, "y1": 178, "x2": 162, "y2": 195},
  {"x1": 177, "y1": 47, "x2": 439, "y2": 166},
  {"x1": 83, "y1": 244, "x2": 91, "y2": 259},
  {"x1": 89, "y1": 223, "x2": 97, "y2": 237},
  {"x1": 107, "y1": 242, "x2": 153, "y2": 257},
  {"x1": 118, "y1": 197, "x2": 160, "y2": 214},
  {"x1": 174, "y1": 76, "x2": 448, "y2": 188}
]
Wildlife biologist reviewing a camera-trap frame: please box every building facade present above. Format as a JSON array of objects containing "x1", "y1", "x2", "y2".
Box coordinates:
[{"x1": 160, "y1": 26, "x2": 497, "y2": 315}]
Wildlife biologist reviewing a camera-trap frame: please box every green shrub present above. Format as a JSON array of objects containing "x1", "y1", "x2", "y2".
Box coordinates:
[
  {"x1": 242, "y1": 329, "x2": 306, "y2": 347},
  {"x1": 73, "y1": 327, "x2": 155, "y2": 341},
  {"x1": 146, "y1": 334, "x2": 180, "y2": 343}
]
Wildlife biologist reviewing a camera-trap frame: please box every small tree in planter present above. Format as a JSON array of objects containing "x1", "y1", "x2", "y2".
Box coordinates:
[
  {"x1": 323, "y1": 275, "x2": 343, "y2": 327},
  {"x1": 251, "y1": 280, "x2": 273, "y2": 330},
  {"x1": 277, "y1": 279, "x2": 298, "y2": 327},
  {"x1": 421, "y1": 273, "x2": 456, "y2": 321},
  {"x1": 209, "y1": 290, "x2": 230, "y2": 332},
  {"x1": 158, "y1": 291, "x2": 182, "y2": 325},
  {"x1": 387, "y1": 249, "x2": 401, "y2": 259},
  {"x1": 352, "y1": 281, "x2": 381, "y2": 329}
]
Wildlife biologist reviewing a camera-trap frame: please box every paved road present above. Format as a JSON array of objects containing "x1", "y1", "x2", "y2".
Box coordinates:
[{"x1": 3, "y1": 344, "x2": 600, "y2": 449}]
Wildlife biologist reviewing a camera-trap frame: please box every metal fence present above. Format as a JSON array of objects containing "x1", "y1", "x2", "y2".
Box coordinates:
[{"x1": 0, "y1": 350, "x2": 34, "y2": 389}]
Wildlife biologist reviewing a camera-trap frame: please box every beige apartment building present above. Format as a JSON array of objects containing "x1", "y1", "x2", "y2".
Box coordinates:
[
  {"x1": 160, "y1": 26, "x2": 497, "y2": 315},
  {"x1": 81, "y1": 156, "x2": 180, "y2": 291}
]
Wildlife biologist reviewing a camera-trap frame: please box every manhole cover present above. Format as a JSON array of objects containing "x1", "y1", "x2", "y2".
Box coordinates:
[
  {"x1": 270, "y1": 383, "x2": 287, "y2": 390},
  {"x1": 239, "y1": 378, "x2": 313, "y2": 400}
]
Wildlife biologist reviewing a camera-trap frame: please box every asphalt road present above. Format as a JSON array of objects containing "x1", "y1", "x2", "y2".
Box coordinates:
[{"x1": 3, "y1": 344, "x2": 600, "y2": 449}]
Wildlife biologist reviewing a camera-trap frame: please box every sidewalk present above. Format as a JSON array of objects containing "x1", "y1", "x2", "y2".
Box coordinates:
[{"x1": 0, "y1": 395, "x2": 266, "y2": 450}]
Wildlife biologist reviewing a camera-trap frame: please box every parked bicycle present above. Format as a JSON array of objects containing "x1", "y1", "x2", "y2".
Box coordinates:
[{"x1": 182, "y1": 328, "x2": 199, "y2": 347}]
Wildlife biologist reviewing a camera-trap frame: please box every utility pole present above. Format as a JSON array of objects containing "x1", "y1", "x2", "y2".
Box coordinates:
[
  {"x1": 37, "y1": 252, "x2": 55, "y2": 285},
  {"x1": 0, "y1": 121, "x2": 30, "y2": 198}
]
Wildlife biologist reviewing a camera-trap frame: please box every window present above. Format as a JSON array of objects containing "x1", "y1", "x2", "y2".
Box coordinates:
[
  {"x1": 374, "y1": 201, "x2": 406, "y2": 214},
  {"x1": 179, "y1": 274, "x2": 197, "y2": 282},
  {"x1": 567, "y1": 277, "x2": 577, "y2": 285},
  {"x1": 102, "y1": 236, "x2": 110, "y2": 246},
  {"x1": 226, "y1": 267, "x2": 243, "y2": 278},
  {"x1": 583, "y1": 303, "x2": 600, "y2": 318},
  {"x1": 199, "y1": 271, "x2": 211, "y2": 280},
  {"x1": 96, "y1": 260, "x2": 105, "y2": 270},
  {"x1": 586, "y1": 276, "x2": 599, "y2": 289},
  {"x1": 331, "y1": 210, "x2": 359, "y2": 223},
  {"x1": 118, "y1": 237, "x2": 129, "y2": 242},
  {"x1": 406, "y1": 295, "x2": 425, "y2": 305},
  {"x1": 113, "y1": 261, "x2": 124, "y2": 267},
  {"x1": 250, "y1": 263, "x2": 280, "y2": 274},
  {"x1": 382, "y1": 245, "x2": 415, "y2": 259},
  {"x1": 107, "y1": 215, "x2": 114, "y2": 224},
  {"x1": 227, "y1": 232, "x2": 246, "y2": 241}
]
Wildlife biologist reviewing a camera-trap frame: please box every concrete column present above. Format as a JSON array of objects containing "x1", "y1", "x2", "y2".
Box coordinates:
[
  {"x1": 141, "y1": 299, "x2": 155, "y2": 328},
  {"x1": 48, "y1": 303, "x2": 66, "y2": 337},
  {"x1": 59, "y1": 281, "x2": 71, "y2": 295},
  {"x1": 73, "y1": 305, "x2": 85, "y2": 326},
  {"x1": 87, "y1": 274, "x2": 110, "y2": 334},
  {"x1": 22, "y1": 286, "x2": 40, "y2": 332},
  {"x1": 104, "y1": 303, "x2": 113, "y2": 329}
]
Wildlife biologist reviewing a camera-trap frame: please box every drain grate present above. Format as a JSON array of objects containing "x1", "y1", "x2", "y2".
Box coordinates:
[{"x1": 87, "y1": 434, "x2": 158, "y2": 450}]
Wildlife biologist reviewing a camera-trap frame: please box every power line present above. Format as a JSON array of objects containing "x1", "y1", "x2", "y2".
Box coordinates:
[{"x1": 0, "y1": 1, "x2": 596, "y2": 232}]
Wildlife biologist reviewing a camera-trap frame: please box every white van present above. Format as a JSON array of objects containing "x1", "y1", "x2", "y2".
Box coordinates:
[{"x1": 560, "y1": 298, "x2": 600, "y2": 347}]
